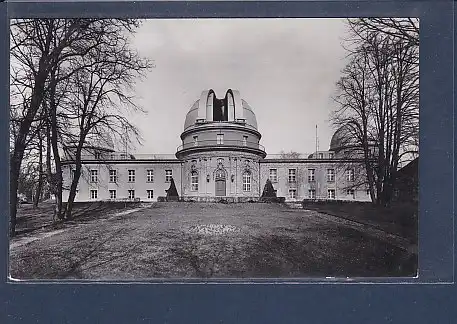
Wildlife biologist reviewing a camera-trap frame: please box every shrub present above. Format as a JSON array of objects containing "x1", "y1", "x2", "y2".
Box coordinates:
[
  {"x1": 165, "y1": 177, "x2": 179, "y2": 201},
  {"x1": 261, "y1": 179, "x2": 277, "y2": 198}
]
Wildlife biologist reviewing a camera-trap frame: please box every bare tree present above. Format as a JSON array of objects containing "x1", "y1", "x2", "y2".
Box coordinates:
[
  {"x1": 9, "y1": 18, "x2": 151, "y2": 236},
  {"x1": 62, "y1": 22, "x2": 152, "y2": 219},
  {"x1": 279, "y1": 150, "x2": 301, "y2": 159},
  {"x1": 332, "y1": 19, "x2": 419, "y2": 206}
]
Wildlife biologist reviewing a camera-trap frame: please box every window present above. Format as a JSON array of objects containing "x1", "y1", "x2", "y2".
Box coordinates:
[
  {"x1": 346, "y1": 169, "x2": 354, "y2": 182},
  {"x1": 193, "y1": 136, "x2": 198, "y2": 147},
  {"x1": 367, "y1": 189, "x2": 371, "y2": 196},
  {"x1": 289, "y1": 189, "x2": 297, "y2": 199},
  {"x1": 147, "y1": 169, "x2": 154, "y2": 182},
  {"x1": 308, "y1": 189, "x2": 316, "y2": 199},
  {"x1": 269, "y1": 169, "x2": 278, "y2": 183},
  {"x1": 288, "y1": 169, "x2": 296, "y2": 183},
  {"x1": 308, "y1": 169, "x2": 315, "y2": 182},
  {"x1": 329, "y1": 152, "x2": 334, "y2": 159},
  {"x1": 128, "y1": 170, "x2": 135, "y2": 182},
  {"x1": 70, "y1": 170, "x2": 76, "y2": 181},
  {"x1": 318, "y1": 153, "x2": 324, "y2": 159},
  {"x1": 147, "y1": 190, "x2": 154, "y2": 199},
  {"x1": 109, "y1": 190, "x2": 116, "y2": 199},
  {"x1": 165, "y1": 170, "x2": 173, "y2": 182},
  {"x1": 327, "y1": 169, "x2": 335, "y2": 182},
  {"x1": 347, "y1": 189, "x2": 355, "y2": 199},
  {"x1": 191, "y1": 171, "x2": 199, "y2": 191},
  {"x1": 109, "y1": 169, "x2": 117, "y2": 183},
  {"x1": 128, "y1": 190, "x2": 135, "y2": 199},
  {"x1": 95, "y1": 152, "x2": 101, "y2": 160},
  {"x1": 217, "y1": 134, "x2": 224, "y2": 145},
  {"x1": 243, "y1": 135, "x2": 248, "y2": 146},
  {"x1": 243, "y1": 172, "x2": 251, "y2": 191},
  {"x1": 90, "y1": 169, "x2": 98, "y2": 183},
  {"x1": 328, "y1": 189, "x2": 335, "y2": 199},
  {"x1": 90, "y1": 189, "x2": 98, "y2": 199}
]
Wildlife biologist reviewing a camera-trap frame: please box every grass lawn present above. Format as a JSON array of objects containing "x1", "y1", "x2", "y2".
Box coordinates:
[{"x1": 9, "y1": 202, "x2": 417, "y2": 280}]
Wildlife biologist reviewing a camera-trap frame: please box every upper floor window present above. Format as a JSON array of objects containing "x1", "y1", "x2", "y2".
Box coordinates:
[
  {"x1": 269, "y1": 169, "x2": 278, "y2": 183},
  {"x1": 346, "y1": 169, "x2": 354, "y2": 182},
  {"x1": 217, "y1": 134, "x2": 224, "y2": 145},
  {"x1": 95, "y1": 152, "x2": 101, "y2": 160},
  {"x1": 243, "y1": 172, "x2": 251, "y2": 191},
  {"x1": 90, "y1": 169, "x2": 98, "y2": 183},
  {"x1": 288, "y1": 169, "x2": 296, "y2": 183},
  {"x1": 243, "y1": 136, "x2": 248, "y2": 146},
  {"x1": 191, "y1": 171, "x2": 199, "y2": 191},
  {"x1": 327, "y1": 169, "x2": 335, "y2": 182},
  {"x1": 147, "y1": 169, "x2": 154, "y2": 183},
  {"x1": 109, "y1": 169, "x2": 117, "y2": 183},
  {"x1": 193, "y1": 136, "x2": 198, "y2": 147},
  {"x1": 165, "y1": 170, "x2": 173, "y2": 182},
  {"x1": 128, "y1": 170, "x2": 135, "y2": 183},
  {"x1": 308, "y1": 169, "x2": 315, "y2": 182},
  {"x1": 318, "y1": 153, "x2": 324, "y2": 159}
]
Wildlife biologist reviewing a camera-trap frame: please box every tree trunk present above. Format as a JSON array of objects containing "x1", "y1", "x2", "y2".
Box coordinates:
[
  {"x1": 33, "y1": 130, "x2": 44, "y2": 208},
  {"x1": 49, "y1": 76, "x2": 64, "y2": 220}
]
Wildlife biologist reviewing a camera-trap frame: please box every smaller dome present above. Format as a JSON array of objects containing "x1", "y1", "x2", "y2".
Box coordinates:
[{"x1": 329, "y1": 125, "x2": 356, "y2": 151}]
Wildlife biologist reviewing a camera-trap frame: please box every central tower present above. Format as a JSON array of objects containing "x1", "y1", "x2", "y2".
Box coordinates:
[{"x1": 176, "y1": 89, "x2": 266, "y2": 200}]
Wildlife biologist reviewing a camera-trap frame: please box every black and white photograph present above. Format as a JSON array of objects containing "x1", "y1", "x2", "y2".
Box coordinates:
[{"x1": 9, "y1": 18, "x2": 419, "y2": 280}]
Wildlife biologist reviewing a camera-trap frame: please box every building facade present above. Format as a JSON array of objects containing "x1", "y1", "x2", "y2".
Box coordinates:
[{"x1": 61, "y1": 89, "x2": 372, "y2": 203}]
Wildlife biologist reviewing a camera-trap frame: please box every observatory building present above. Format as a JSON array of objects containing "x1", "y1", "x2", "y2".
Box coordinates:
[{"x1": 61, "y1": 89, "x2": 372, "y2": 202}]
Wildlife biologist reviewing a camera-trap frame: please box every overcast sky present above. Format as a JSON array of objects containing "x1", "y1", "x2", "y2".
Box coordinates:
[{"x1": 128, "y1": 18, "x2": 350, "y2": 155}]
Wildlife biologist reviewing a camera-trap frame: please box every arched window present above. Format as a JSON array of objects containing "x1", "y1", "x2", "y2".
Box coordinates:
[
  {"x1": 191, "y1": 171, "x2": 199, "y2": 191},
  {"x1": 242, "y1": 172, "x2": 251, "y2": 192}
]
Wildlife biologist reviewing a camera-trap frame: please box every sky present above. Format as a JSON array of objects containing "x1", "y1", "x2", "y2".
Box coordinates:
[{"x1": 128, "y1": 18, "x2": 350, "y2": 155}]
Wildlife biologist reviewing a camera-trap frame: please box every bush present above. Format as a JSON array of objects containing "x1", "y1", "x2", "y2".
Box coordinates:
[
  {"x1": 165, "y1": 177, "x2": 179, "y2": 201},
  {"x1": 157, "y1": 196, "x2": 166, "y2": 202},
  {"x1": 259, "y1": 197, "x2": 285, "y2": 203},
  {"x1": 261, "y1": 179, "x2": 277, "y2": 198}
]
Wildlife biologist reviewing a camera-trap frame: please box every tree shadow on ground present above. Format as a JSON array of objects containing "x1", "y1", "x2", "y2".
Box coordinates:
[{"x1": 10, "y1": 227, "x2": 140, "y2": 279}]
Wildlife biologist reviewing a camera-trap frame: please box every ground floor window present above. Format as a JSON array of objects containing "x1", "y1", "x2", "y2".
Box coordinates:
[
  {"x1": 328, "y1": 189, "x2": 335, "y2": 199},
  {"x1": 308, "y1": 189, "x2": 316, "y2": 199},
  {"x1": 347, "y1": 189, "x2": 355, "y2": 199},
  {"x1": 243, "y1": 172, "x2": 251, "y2": 191},
  {"x1": 191, "y1": 171, "x2": 199, "y2": 191},
  {"x1": 90, "y1": 189, "x2": 98, "y2": 199},
  {"x1": 128, "y1": 190, "x2": 135, "y2": 199},
  {"x1": 147, "y1": 190, "x2": 154, "y2": 199},
  {"x1": 109, "y1": 190, "x2": 116, "y2": 199},
  {"x1": 289, "y1": 189, "x2": 297, "y2": 199}
]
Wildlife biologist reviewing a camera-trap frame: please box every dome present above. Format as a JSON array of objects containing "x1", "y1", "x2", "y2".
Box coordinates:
[
  {"x1": 183, "y1": 89, "x2": 258, "y2": 131},
  {"x1": 329, "y1": 125, "x2": 356, "y2": 151}
]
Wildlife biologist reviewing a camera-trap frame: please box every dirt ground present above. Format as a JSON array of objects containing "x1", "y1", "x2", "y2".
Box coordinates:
[{"x1": 9, "y1": 202, "x2": 417, "y2": 280}]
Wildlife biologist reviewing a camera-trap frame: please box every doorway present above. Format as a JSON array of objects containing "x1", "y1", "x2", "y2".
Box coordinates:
[{"x1": 215, "y1": 169, "x2": 226, "y2": 196}]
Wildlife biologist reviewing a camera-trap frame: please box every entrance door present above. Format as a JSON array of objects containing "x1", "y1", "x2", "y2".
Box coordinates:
[
  {"x1": 215, "y1": 179, "x2": 226, "y2": 196},
  {"x1": 215, "y1": 169, "x2": 226, "y2": 196}
]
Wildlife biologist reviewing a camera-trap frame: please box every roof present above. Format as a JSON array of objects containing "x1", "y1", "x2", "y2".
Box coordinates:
[{"x1": 183, "y1": 89, "x2": 258, "y2": 131}]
